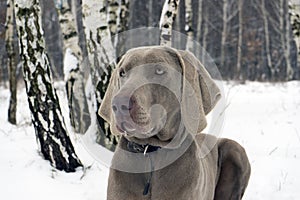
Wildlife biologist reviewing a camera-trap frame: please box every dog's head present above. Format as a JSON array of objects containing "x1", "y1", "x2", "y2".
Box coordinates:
[{"x1": 98, "y1": 46, "x2": 220, "y2": 147}]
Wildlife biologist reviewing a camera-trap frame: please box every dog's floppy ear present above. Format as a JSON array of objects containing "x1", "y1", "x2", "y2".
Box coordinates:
[
  {"x1": 98, "y1": 68, "x2": 119, "y2": 124},
  {"x1": 176, "y1": 50, "x2": 221, "y2": 134}
]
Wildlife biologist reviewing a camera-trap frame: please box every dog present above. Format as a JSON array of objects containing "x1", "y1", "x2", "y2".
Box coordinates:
[{"x1": 99, "y1": 46, "x2": 251, "y2": 200}]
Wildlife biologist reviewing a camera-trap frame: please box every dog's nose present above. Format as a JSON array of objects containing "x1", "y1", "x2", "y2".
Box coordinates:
[{"x1": 112, "y1": 95, "x2": 134, "y2": 115}]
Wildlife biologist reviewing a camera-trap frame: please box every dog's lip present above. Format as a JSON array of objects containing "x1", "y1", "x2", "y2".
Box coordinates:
[
  {"x1": 116, "y1": 122, "x2": 136, "y2": 134},
  {"x1": 116, "y1": 121, "x2": 158, "y2": 138}
]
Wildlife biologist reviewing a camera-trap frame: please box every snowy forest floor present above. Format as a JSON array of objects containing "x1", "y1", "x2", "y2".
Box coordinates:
[{"x1": 0, "y1": 81, "x2": 300, "y2": 200}]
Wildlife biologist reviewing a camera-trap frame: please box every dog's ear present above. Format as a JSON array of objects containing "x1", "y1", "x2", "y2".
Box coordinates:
[
  {"x1": 176, "y1": 50, "x2": 221, "y2": 134},
  {"x1": 98, "y1": 69, "x2": 119, "y2": 124}
]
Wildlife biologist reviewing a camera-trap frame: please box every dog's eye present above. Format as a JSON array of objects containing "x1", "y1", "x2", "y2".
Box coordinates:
[
  {"x1": 119, "y1": 69, "x2": 126, "y2": 77},
  {"x1": 155, "y1": 68, "x2": 165, "y2": 75}
]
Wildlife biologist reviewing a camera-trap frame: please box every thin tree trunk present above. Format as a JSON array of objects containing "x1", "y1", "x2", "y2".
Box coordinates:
[
  {"x1": 82, "y1": 0, "x2": 117, "y2": 150},
  {"x1": 279, "y1": 0, "x2": 292, "y2": 80},
  {"x1": 196, "y1": 0, "x2": 203, "y2": 56},
  {"x1": 54, "y1": 0, "x2": 91, "y2": 134},
  {"x1": 159, "y1": 0, "x2": 180, "y2": 47},
  {"x1": 202, "y1": 14, "x2": 208, "y2": 63},
  {"x1": 116, "y1": 0, "x2": 129, "y2": 57},
  {"x1": 14, "y1": 0, "x2": 82, "y2": 172},
  {"x1": 5, "y1": 0, "x2": 17, "y2": 125},
  {"x1": 173, "y1": 0, "x2": 181, "y2": 49},
  {"x1": 185, "y1": 0, "x2": 193, "y2": 51},
  {"x1": 220, "y1": 0, "x2": 228, "y2": 69},
  {"x1": 261, "y1": 0, "x2": 273, "y2": 79},
  {"x1": 283, "y1": 0, "x2": 293, "y2": 80},
  {"x1": 107, "y1": 0, "x2": 119, "y2": 47},
  {"x1": 236, "y1": 0, "x2": 243, "y2": 80}
]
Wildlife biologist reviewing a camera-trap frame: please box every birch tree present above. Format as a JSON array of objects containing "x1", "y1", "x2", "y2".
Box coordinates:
[
  {"x1": 159, "y1": 0, "x2": 180, "y2": 46},
  {"x1": 185, "y1": 0, "x2": 194, "y2": 51},
  {"x1": 260, "y1": 0, "x2": 273, "y2": 77},
  {"x1": 280, "y1": 0, "x2": 293, "y2": 79},
  {"x1": 236, "y1": 0, "x2": 243, "y2": 79},
  {"x1": 82, "y1": 0, "x2": 117, "y2": 150},
  {"x1": 5, "y1": 0, "x2": 17, "y2": 124},
  {"x1": 202, "y1": 13, "x2": 209, "y2": 63},
  {"x1": 220, "y1": 0, "x2": 238, "y2": 70},
  {"x1": 196, "y1": 0, "x2": 203, "y2": 49},
  {"x1": 220, "y1": 0, "x2": 229, "y2": 70},
  {"x1": 14, "y1": 0, "x2": 82, "y2": 172},
  {"x1": 116, "y1": 0, "x2": 130, "y2": 57},
  {"x1": 54, "y1": 0, "x2": 91, "y2": 134},
  {"x1": 107, "y1": 0, "x2": 119, "y2": 46}
]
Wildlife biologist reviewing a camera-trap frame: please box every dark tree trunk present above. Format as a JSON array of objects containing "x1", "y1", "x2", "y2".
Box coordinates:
[{"x1": 5, "y1": 0, "x2": 17, "y2": 125}]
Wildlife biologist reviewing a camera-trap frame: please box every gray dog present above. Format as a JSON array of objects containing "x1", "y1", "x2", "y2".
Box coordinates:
[{"x1": 99, "y1": 46, "x2": 251, "y2": 200}]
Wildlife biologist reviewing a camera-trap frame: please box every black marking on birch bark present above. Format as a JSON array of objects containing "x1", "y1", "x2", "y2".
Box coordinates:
[
  {"x1": 64, "y1": 31, "x2": 77, "y2": 40},
  {"x1": 166, "y1": 11, "x2": 172, "y2": 18},
  {"x1": 15, "y1": 1, "x2": 82, "y2": 172}
]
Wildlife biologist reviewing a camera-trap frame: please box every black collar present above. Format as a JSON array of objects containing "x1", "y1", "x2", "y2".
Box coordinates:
[{"x1": 126, "y1": 139, "x2": 161, "y2": 154}]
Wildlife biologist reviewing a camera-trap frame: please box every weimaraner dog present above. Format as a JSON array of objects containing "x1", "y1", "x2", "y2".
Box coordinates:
[{"x1": 99, "y1": 46, "x2": 251, "y2": 200}]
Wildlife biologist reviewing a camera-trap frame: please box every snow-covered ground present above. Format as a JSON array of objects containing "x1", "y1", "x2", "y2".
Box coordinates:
[{"x1": 0, "y1": 81, "x2": 299, "y2": 200}]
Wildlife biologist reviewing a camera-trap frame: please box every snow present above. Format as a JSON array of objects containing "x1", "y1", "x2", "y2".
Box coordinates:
[
  {"x1": 0, "y1": 81, "x2": 300, "y2": 200},
  {"x1": 63, "y1": 48, "x2": 79, "y2": 81}
]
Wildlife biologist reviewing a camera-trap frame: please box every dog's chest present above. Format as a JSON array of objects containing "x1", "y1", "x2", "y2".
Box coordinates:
[{"x1": 108, "y1": 141, "x2": 216, "y2": 200}]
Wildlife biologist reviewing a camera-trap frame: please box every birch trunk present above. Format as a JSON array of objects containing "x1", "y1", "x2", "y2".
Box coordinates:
[
  {"x1": 196, "y1": 0, "x2": 203, "y2": 55},
  {"x1": 202, "y1": 15, "x2": 209, "y2": 63},
  {"x1": 185, "y1": 0, "x2": 193, "y2": 51},
  {"x1": 173, "y1": 0, "x2": 181, "y2": 49},
  {"x1": 220, "y1": 0, "x2": 228, "y2": 69},
  {"x1": 14, "y1": 0, "x2": 82, "y2": 172},
  {"x1": 54, "y1": 0, "x2": 91, "y2": 134},
  {"x1": 107, "y1": 0, "x2": 119, "y2": 46},
  {"x1": 82, "y1": 0, "x2": 117, "y2": 150},
  {"x1": 279, "y1": 0, "x2": 288, "y2": 79},
  {"x1": 117, "y1": 0, "x2": 129, "y2": 57},
  {"x1": 282, "y1": 0, "x2": 293, "y2": 80},
  {"x1": 159, "y1": 0, "x2": 180, "y2": 47},
  {"x1": 5, "y1": 0, "x2": 17, "y2": 125},
  {"x1": 236, "y1": 0, "x2": 243, "y2": 80},
  {"x1": 261, "y1": 0, "x2": 273, "y2": 78}
]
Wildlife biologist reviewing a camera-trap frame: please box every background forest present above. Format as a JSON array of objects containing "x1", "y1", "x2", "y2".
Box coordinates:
[{"x1": 0, "y1": 0, "x2": 300, "y2": 83}]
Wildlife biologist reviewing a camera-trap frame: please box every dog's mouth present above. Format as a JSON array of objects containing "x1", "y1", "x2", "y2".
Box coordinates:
[{"x1": 116, "y1": 121, "x2": 160, "y2": 139}]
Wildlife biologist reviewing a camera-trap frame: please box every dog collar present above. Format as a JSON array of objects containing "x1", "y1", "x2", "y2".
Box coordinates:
[{"x1": 126, "y1": 140, "x2": 161, "y2": 154}]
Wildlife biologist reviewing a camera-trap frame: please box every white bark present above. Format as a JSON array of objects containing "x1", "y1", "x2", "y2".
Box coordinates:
[
  {"x1": 82, "y1": 0, "x2": 115, "y2": 93},
  {"x1": 82, "y1": 0, "x2": 117, "y2": 150},
  {"x1": 14, "y1": 0, "x2": 82, "y2": 172},
  {"x1": 185, "y1": 0, "x2": 193, "y2": 51},
  {"x1": 54, "y1": 0, "x2": 91, "y2": 134},
  {"x1": 117, "y1": 0, "x2": 129, "y2": 56},
  {"x1": 117, "y1": 0, "x2": 130, "y2": 33},
  {"x1": 107, "y1": 0, "x2": 119, "y2": 46},
  {"x1": 159, "y1": 0, "x2": 180, "y2": 47}
]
